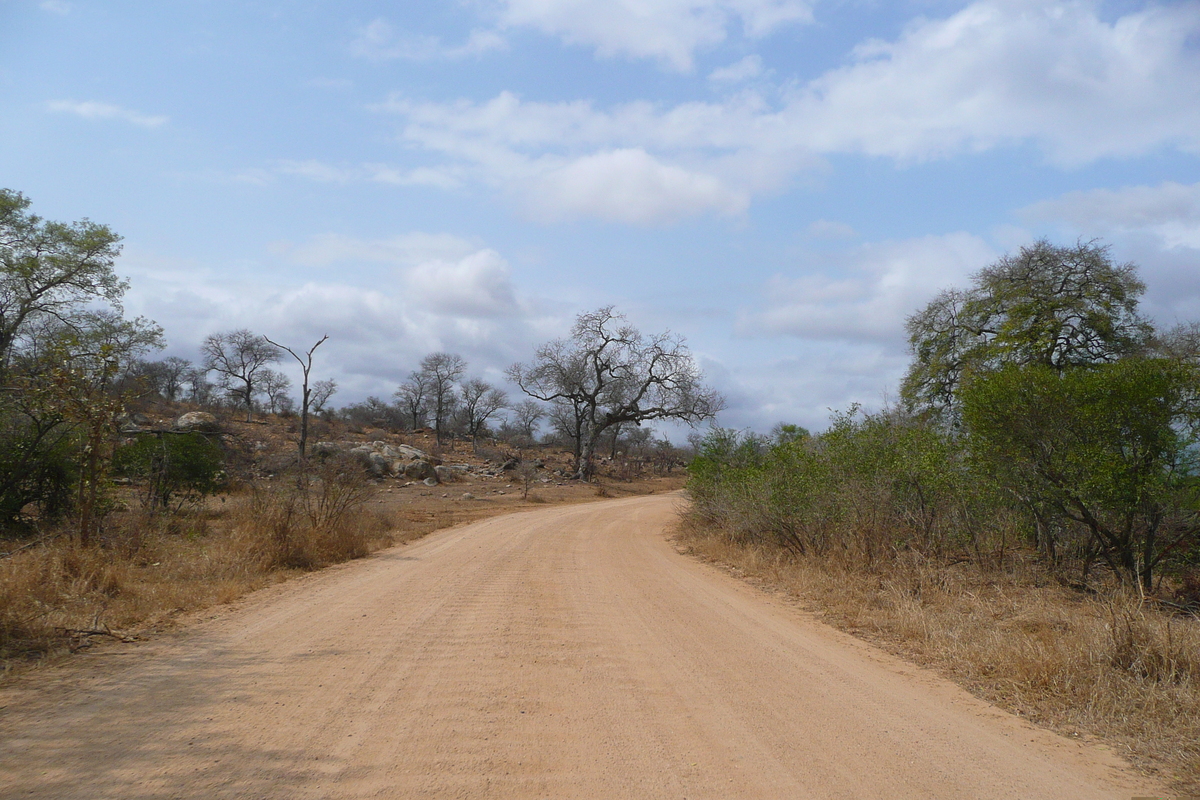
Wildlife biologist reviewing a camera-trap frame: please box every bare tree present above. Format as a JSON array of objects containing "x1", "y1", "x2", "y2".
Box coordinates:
[
  {"x1": 310, "y1": 378, "x2": 337, "y2": 415},
  {"x1": 264, "y1": 334, "x2": 329, "y2": 461},
  {"x1": 160, "y1": 356, "x2": 191, "y2": 400},
  {"x1": 512, "y1": 399, "x2": 545, "y2": 439},
  {"x1": 508, "y1": 306, "x2": 723, "y2": 479},
  {"x1": 201, "y1": 329, "x2": 281, "y2": 422},
  {"x1": 418, "y1": 352, "x2": 466, "y2": 444},
  {"x1": 457, "y1": 378, "x2": 508, "y2": 445},
  {"x1": 260, "y1": 368, "x2": 292, "y2": 415},
  {"x1": 394, "y1": 371, "x2": 430, "y2": 430},
  {"x1": 183, "y1": 366, "x2": 215, "y2": 406}
]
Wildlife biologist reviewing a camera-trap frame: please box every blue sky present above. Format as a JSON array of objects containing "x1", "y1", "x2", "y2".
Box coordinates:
[{"x1": 4, "y1": 0, "x2": 1200, "y2": 434}]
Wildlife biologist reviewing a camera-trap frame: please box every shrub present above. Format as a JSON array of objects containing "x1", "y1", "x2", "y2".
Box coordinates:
[{"x1": 113, "y1": 432, "x2": 226, "y2": 511}]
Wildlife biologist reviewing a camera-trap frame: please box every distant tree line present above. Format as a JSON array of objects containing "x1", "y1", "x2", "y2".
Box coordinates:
[{"x1": 0, "y1": 188, "x2": 722, "y2": 539}]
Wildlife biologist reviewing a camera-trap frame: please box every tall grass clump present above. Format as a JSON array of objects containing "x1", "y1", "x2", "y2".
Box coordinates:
[{"x1": 233, "y1": 457, "x2": 389, "y2": 570}]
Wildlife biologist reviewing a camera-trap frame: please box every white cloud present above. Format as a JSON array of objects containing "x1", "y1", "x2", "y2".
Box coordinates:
[
  {"x1": 118, "y1": 240, "x2": 549, "y2": 401},
  {"x1": 1020, "y1": 181, "x2": 1200, "y2": 249},
  {"x1": 47, "y1": 100, "x2": 168, "y2": 128},
  {"x1": 793, "y1": 0, "x2": 1200, "y2": 164},
  {"x1": 403, "y1": 249, "x2": 520, "y2": 317},
  {"x1": 351, "y1": 18, "x2": 506, "y2": 61},
  {"x1": 378, "y1": 90, "x2": 808, "y2": 224},
  {"x1": 495, "y1": 0, "x2": 813, "y2": 72},
  {"x1": 745, "y1": 233, "x2": 996, "y2": 342},
  {"x1": 275, "y1": 160, "x2": 461, "y2": 190},
  {"x1": 40, "y1": 1, "x2": 71, "y2": 15},
  {"x1": 708, "y1": 54, "x2": 765, "y2": 83},
  {"x1": 278, "y1": 233, "x2": 522, "y2": 317},
  {"x1": 372, "y1": 2, "x2": 1200, "y2": 224},
  {"x1": 528, "y1": 148, "x2": 747, "y2": 223}
]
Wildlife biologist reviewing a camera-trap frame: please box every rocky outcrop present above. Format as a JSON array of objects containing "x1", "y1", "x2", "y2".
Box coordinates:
[
  {"x1": 310, "y1": 439, "x2": 481, "y2": 483},
  {"x1": 172, "y1": 412, "x2": 220, "y2": 433}
]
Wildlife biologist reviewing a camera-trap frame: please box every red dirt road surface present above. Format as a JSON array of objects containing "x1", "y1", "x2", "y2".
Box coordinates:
[{"x1": 0, "y1": 494, "x2": 1163, "y2": 798}]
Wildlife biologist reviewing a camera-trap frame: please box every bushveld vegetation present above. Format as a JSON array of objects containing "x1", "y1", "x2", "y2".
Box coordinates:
[
  {"x1": 685, "y1": 240, "x2": 1200, "y2": 790},
  {"x1": 0, "y1": 189, "x2": 695, "y2": 673}
]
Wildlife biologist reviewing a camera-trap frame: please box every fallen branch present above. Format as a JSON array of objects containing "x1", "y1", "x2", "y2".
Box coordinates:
[{"x1": 58, "y1": 625, "x2": 137, "y2": 646}]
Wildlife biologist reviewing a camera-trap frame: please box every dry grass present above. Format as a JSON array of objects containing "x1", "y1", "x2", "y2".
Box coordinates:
[
  {"x1": 677, "y1": 520, "x2": 1200, "y2": 793},
  {"x1": 0, "y1": 467, "x2": 394, "y2": 674},
  {"x1": 0, "y1": 456, "x2": 684, "y2": 680}
]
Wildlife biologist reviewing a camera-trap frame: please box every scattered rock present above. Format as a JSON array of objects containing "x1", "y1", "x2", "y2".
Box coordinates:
[
  {"x1": 423, "y1": 477, "x2": 438, "y2": 487},
  {"x1": 461, "y1": 492, "x2": 475, "y2": 500}
]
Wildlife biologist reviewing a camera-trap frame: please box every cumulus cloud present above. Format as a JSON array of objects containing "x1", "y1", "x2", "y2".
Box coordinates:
[
  {"x1": 118, "y1": 239, "x2": 548, "y2": 401},
  {"x1": 404, "y1": 249, "x2": 520, "y2": 317},
  {"x1": 528, "y1": 148, "x2": 748, "y2": 223},
  {"x1": 351, "y1": 18, "x2": 506, "y2": 61},
  {"x1": 793, "y1": 0, "x2": 1200, "y2": 164},
  {"x1": 372, "y1": 2, "x2": 1200, "y2": 224},
  {"x1": 378, "y1": 90, "x2": 807, "y2": 224},
  {"x1": 47, "y1": 100, "x2": 168, "y2": 128},
  {"x1": 1020, "y1": 181, "x2": 1200, "y2": 250},
  {"x1": 745, "y1": 233, "x2": 996, "y2": 342},
  {"x1": 495, "y1": 0, "x2": 813, "y2": 71}
]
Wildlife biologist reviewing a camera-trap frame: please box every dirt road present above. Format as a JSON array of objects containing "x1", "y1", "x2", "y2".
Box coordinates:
[{"x1": 0, "y1": 494, "x2": 1161, "y2": 799}]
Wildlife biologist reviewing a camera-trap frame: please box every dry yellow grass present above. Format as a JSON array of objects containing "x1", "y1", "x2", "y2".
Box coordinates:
[
  {"x1": 677, "y1": 521, "x2": 1200, "y2": 794},
  {"x1": 0, "y1": 473, "x2": 394, "y2": 673},
  {"x1": 0, "y1": 461, "x2": 684, "y2": 679}
]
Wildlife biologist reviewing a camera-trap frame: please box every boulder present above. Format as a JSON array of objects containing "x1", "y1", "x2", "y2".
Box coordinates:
[
  {"x1": 312, "y1": 441, "x2": 342, "y2": 457},
  {"x1": 367, "y1": 452, "x2": 391, "y2": 477},
  {"x1": 434, "y1": 465, "x2": 461, "y2": 483},
  {"x1": 172, "y1": 411, "x2": 219, "y2": 433},
  {"x1": 404, "y1": 460, "x2": 437, "y2": 481},
  {"x1": 423, "y1": 477, "x2": 439, "y2": 487},
  {"x1": 396, "y1": 444, "x2": 429, "y2": 461}
]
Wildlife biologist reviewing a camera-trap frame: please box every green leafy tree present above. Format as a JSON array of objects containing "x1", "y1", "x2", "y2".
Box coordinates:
[
  {"x1": 903, "y1": 239, "x2": 1153, "y2": 417},
  {"x1": 0, "y1": 189, "x2": 126, "y2": 381},
  {"x1": 961, "y1": 358, "x2": 1200, "y2": 590}
]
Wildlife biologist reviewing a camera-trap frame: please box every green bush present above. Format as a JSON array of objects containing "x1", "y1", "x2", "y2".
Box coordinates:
[
  {"x1": 0, "y1": 412, "x2": 78, "y2": 528},
  {"x1": 113, "y1": 432, "x2": 226, "y2": 510},
  {"x1": 687, "y1": 408, "x2": 1016, "y2": 567}
]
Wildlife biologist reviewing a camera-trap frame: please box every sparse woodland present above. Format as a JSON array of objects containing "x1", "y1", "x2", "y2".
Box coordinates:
[
  {"x1": 684, "y1": 240, "x2": 1200, "y2": 790},
  {"x1": 5, "y1": 190, "x2": 1199, "y2": 789},
  {"x1": 0, "y1": 190, "x2": 693, "y2": 673}
]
